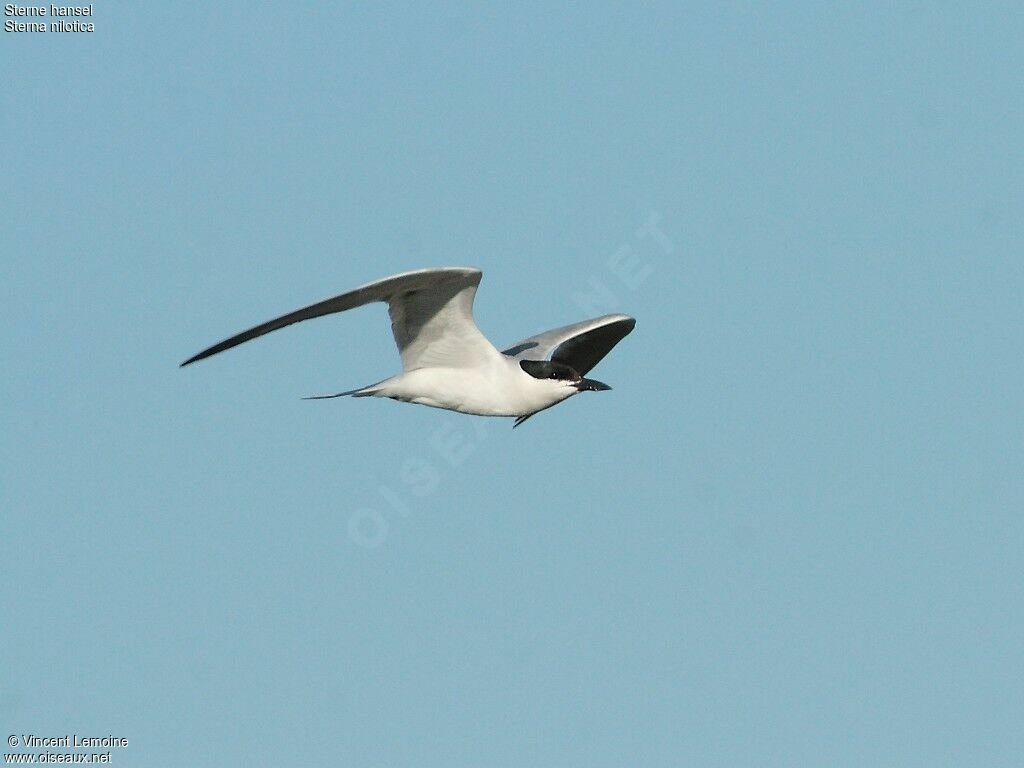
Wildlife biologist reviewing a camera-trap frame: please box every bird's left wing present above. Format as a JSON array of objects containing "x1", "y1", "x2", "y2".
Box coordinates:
[
  {"x1": 180, "y1": 267, "x2": 491, "y2": 368},
  {"x1": 501, "y1": 314, "x2": 635, "y2": 375}
]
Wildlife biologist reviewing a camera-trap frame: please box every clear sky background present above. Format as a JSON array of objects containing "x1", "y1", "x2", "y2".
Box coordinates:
[{"x1": 3, "y1": 3, "x2": 1022, "y2": 766}]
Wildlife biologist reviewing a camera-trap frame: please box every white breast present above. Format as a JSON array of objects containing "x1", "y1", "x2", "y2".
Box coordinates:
[{"x1": 371, "y1": 357, "x2": 576, "y2": 416}]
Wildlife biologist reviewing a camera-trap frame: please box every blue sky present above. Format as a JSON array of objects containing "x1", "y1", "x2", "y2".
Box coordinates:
[{"x1": 3, "y1": 3, "x2": 1022, "y2": 766}]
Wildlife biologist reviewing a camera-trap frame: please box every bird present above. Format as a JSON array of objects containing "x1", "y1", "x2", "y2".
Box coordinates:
[{"x1": 181, "y1": 267, "x2": 635, "y2": 427}]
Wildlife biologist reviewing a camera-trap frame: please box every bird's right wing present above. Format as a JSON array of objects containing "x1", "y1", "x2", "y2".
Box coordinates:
[
  {"x1": 386, "y1": 268, "x2": 503, "y2": 370},
  {"x1": 501, "y1": 314, "x2": 636, "y2": 375},
  {"x1": 181, "y1": 267, "x2": 498, "y2": 370}
]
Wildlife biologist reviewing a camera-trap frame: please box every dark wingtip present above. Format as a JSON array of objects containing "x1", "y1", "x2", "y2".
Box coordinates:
[{"x1": 180, "y1": 350, "x2": 209, "y2": 367}]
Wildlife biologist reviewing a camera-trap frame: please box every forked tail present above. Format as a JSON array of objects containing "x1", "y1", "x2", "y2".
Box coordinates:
[{"x1": 302, "y1": 380, "x2": 386, "y2": 400}]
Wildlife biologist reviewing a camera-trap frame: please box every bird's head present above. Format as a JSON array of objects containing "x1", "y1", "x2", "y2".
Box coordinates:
[{"x1": 519, "y1": 360, "x2": 612, "y2": 395}]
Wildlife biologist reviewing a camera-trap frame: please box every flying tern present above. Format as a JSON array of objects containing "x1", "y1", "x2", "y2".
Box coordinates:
[{"x1": 181, "y1": 267, "x2": 635, "y2": 427}]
